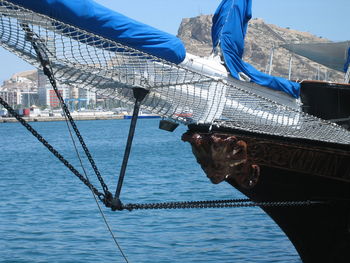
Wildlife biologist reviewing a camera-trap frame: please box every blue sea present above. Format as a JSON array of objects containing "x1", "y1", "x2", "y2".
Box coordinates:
[{"x1": 0, "y1": 119, "x2": 301, "y2": 263}]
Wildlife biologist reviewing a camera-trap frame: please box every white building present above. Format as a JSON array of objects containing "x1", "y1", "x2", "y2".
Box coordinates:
[
  {"x1": 37, "y1": 70, "x2": 71, "y2": 108},
  {"x1": 0, "y1": 70, "x2": 37, "y2": 108},
  {"x1": 20, "y1": 91, "x2": 39, "y2": 107},
  {"x1": 0, "y1": 90, "x2": 21, "y2": 107},
  {"x1": 79, "y1": 88, "x2": 96, "y2": 106},
  {"x1": 38, "y1": 85, "x2": 70, "y2": 108},
  {"x1": 37, "y1": 70, "x2": 97, "y2": 108}
]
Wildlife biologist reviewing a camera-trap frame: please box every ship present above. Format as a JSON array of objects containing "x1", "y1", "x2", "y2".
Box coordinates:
[
  {"x1": 123, "y1": 110, "x2": 160, "y2": 119},
  {"x1": 0, "y1": 0, "x2": 349, "y2": 262}
]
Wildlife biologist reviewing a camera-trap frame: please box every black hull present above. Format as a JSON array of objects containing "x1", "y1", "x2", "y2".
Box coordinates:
[
  {"x1": 183, "y1": 126, "x2": 350, "y2": 263},
  {"x1": 300, "y1": 81, "x2": 350, "y2": 127},
  {"x1": 227, "y1": 165, "x2": 350, "y2": 263}
]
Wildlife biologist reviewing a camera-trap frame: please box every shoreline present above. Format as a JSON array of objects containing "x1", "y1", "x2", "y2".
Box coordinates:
[{"x1": 0, "y1": 115, "x2": 124, "y2": 123}]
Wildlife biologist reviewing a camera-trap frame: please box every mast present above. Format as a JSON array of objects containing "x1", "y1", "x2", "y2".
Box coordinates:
[
  {"x1": 288, "y1": 55, "x2": 293, "y2": 80},
  {"x1": 268, "y1": 44, "x2": 275, "y2": 75}
]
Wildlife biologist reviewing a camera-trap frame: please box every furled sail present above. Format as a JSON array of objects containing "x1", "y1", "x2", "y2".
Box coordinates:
[
  {"x1": 4, "y1": 0, "x2": 186, "y2": 64},
  {"x1": 1, "y1": 0, "x2": 350, "y2": 145},
  {"x1": 211, "y1": 0, "x2": 300, "y2": 98}
]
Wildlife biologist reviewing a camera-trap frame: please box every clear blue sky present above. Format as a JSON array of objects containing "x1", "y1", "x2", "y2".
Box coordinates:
[{"x1": 0, "y1": 0, "x2": 349, "y2": 83}]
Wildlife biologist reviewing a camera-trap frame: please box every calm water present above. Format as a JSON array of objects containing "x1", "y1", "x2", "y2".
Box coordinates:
[{"x1": 0, "y1": 119, "x2": 301, "y2": 263}]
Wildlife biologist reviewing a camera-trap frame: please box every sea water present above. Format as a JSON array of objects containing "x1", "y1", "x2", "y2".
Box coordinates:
[{"x1": 0, "y1": 119, "x2": 301, "y2": 263}]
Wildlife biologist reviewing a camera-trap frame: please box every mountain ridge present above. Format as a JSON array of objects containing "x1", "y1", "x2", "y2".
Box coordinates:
[{"x1": 177, "y1": 15, "x2": 343, "y2": 82}]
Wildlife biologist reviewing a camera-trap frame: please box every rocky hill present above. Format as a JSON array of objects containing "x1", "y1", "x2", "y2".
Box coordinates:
[{"x1": 177, "y1": 15, "x2": 343, "y2": 82}]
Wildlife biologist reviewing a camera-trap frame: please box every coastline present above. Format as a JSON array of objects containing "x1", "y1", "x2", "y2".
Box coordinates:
[{"x1": 0, "y1": 115, "x2": 124, "y2": 123}]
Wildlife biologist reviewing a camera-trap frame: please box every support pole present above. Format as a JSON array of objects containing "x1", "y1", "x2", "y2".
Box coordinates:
[
  {"x1": 111, "y1": 88, "x2": 149, "y2": 211},
  {"x1": 268, "y1": 44, "x2": 275, "y2": 75},
  {"x1": 288, "y1": 55, "x2": 293, "y2": 80}
]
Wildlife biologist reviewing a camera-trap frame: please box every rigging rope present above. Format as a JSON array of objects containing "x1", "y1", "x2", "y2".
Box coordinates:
[
  {"x1": 20, "y1": 23, "x2": 113, "y2": 201},
  {"x1": 0, "y1": 95, "x2": 327, "y2": 212},
  {"x1": 0, "y1": 93, "x2": 331, "y2": 218},
  {"x1": 0, "y1": 16, "x2": 332, "y2": 215},
  {"x1": 45, "y1": 57, "x2": 130, "y2": 263},
  {"x1": 21, "y1": 25, "x2": 129, "y2": 261},
  {"x1": 2, "y1": 0, "x2": 350, "y2": 145},
  {"x1": 0, "y1": 7, "x2": 334, "y2": 260}
]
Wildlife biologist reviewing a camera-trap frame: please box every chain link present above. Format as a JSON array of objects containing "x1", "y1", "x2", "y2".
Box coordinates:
[
  {"x1": 1, "y1": 25, "x2": 330, "y2": 212},
  {"x1": 43, "y1": 67, "x2": 111, "y2": 196},
  {"x1": 21, "y1": 22, "x2": 111, "y2": 198},
  {"x1": 0, "y1": 99, "x2": 327, "y2": 211},
  {"x1": 121, "y1": 199, "x2": 324, "y2": 211}
]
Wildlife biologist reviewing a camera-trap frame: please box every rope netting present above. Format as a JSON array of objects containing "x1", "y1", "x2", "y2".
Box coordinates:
[{"x1": 1, "y1": 0, "x2": 350, "y2": 145}]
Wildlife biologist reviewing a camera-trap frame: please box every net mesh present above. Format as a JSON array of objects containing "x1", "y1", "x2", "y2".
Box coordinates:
[{"x1": 1, "y1": 0, "x2": 350, "y2": 145}]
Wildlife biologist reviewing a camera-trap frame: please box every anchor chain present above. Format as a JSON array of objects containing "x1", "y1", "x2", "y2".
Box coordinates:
[
  {"x1": 1, "y1": 26, "x2": 330, "y2": 212},
  {"x1": 20, "y1": 23, "x2": 112, "y2": 200},
  {"x1": 43, "y1": 66, "x2": 111, "y2": 197},
  {"x1": 120, "y1": 199, "x2": 324, "y2": 211},
  {"x1": 0, "y1": 98, "x2": 328, "y2": 211}
]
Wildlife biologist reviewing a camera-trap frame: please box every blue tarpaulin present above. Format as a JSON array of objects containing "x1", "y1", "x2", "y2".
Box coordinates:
[
  {"x1": 6, "y1": 0, "x2": 186, "y2": 64},
  {"x1": 212, "y1": 0, "x2": 300, "y2": 98},
  {"x1": 344, "y1": 47, "x2": 350, "y2": 72}
]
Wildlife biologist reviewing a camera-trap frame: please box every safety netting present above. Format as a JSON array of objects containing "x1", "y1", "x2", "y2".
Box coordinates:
[{"x1": 1, "y1": 0, "x2": 350, "y2": 145}]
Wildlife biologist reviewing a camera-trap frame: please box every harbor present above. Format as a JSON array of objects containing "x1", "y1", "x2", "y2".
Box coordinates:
[
  {"x1": 0, "y1": 109, "x2": 160, "y2": 123},
  {"x1": 0, "y1": 114, "x2": 124, "y2": 123}
]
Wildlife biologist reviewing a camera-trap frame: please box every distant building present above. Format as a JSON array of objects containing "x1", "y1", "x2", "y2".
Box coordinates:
[
  {"x1": 39, "y1": 86, "x2": 96, "y2": 109},
  {"x1": 39, "y1": 86, "x2": 70, "y2": 108},
  {"x1": 0, "y1": 90, "x2": 21, "y2": 107},
  {"x1": 20, "y1": 91, "x2": 39, "y2": 107},
  {"x1": 0, "y1": 70, "x2": 37, "y2": 108},
  {"x1": 38, "y1": 70, "x2": 49, "y2": 106},
  {"x1": 1, "y1": 69, "x2": 97, "y2": 109},
  {"x1": 37, "y1": 70, "x2": 70, "y2": 108},
  {"x1": 79, "y1": 88, "x2": 96, "y2": 106}
]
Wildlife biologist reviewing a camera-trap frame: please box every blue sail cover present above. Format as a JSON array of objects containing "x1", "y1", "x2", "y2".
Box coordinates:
[
  {"x1": 212, "y1": 0, "x2": 300, "y2": 98},
  {"x1": 6, "y1": 0, "x2": 186, "y2": 64},
  {"x1": 344, "y1": 47, "x2": 350, "y2": 72}
]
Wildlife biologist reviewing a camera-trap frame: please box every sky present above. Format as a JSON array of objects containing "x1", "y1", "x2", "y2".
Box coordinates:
[{"x1": 0, "y1": 0, "x2": 349, "y2": 83}]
